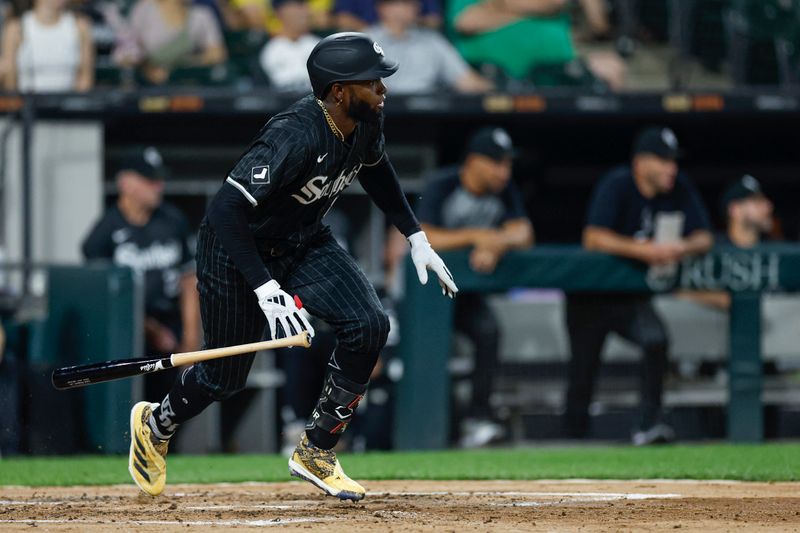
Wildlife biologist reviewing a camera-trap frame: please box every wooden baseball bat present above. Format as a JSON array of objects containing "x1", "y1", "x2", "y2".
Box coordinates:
[{"x1": 51, "y1": 332, "x2": 312, "y2": 390}]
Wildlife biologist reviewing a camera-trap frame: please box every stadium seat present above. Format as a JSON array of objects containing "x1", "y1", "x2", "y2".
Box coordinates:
[
  {"x1": 724, "y1": 0, "x2": 800, "y2": 85},
  {"x1": 94, "y1": 64, "x2": 125, "y2": 87},
  {"x1": 529, "y1": 59, "x2": 611, "y2": 92},
  {"x1": 166, "y1": 64, "x2": 237, "y2": 87}
]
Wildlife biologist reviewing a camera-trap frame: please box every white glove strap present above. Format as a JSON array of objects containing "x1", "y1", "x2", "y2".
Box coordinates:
[
  {"x1": 408, "y1": 231, "x2": 429, "y2": 248},
  {"x1": 254, "y1": 279, "x2": 281, "y2": 301}
]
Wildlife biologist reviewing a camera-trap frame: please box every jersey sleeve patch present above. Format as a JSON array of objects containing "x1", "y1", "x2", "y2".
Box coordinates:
[{"x1": 251, "y1": 165, "x2": 270, "y2": 185}]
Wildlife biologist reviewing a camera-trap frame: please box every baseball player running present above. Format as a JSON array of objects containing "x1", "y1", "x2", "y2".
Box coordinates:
[{"x1": 128, "y1": 32, "x2": 458, "y2": 502}]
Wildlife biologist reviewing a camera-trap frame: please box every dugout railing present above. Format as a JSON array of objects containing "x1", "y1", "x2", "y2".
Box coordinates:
[
  {"x1": 396, "y1": 244, "x2": 800, "y2": 449},
  {"x1": 0, "y1": 264, "x2": 142, "y2": 454}
]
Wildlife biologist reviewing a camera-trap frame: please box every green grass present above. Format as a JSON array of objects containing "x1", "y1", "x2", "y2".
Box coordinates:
[{"x1": 2, "y1": 444, "x2": 799, "y2": 486}]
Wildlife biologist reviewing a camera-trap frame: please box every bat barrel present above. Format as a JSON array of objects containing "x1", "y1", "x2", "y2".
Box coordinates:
[
  {"x1": 51, "y1": 357, "x2": 170, "y2": 390},
  {"x1": 51, "y1": 331, "x2": 311, "y2": 390}
]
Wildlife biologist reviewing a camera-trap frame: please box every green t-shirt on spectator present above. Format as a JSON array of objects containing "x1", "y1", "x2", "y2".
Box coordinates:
[{"x1": 446, "y1": 0, "x2": 576, "y2": 79}]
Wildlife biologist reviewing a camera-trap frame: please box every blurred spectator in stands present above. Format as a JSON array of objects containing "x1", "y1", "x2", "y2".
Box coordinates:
[
  {"x1": 447, "y1": 0, "x2": 625, "y2": 90},
  {"x1": 335, "y1": 0, "x2": 441, "y2": 30},
  {"x1": 682, "y1": 174, "x2": 775, "y2": 311},
  {"x1": 114, "y1": 0, "x2": 226, "y2": 85},
  {"x1": 234, "y1": 0, "x2": 331, "y2": 34},
  {"x1": 565, "y1": 126, "x2": 712, "y2": 445},
  {"x1": 1, "y1": 0, "x2": 94, "y2": 92},
  {"x1": 574, "y1": 0, "x2": 611, "y2": 41},
  {"x1": 366, "y1": 0, "x2": 492, "y2": 94},
  {"x1": 417, "y1": 127, "x2": 534, "y2": 448},
  {"x1": 0, "y1": 3, "x2": 6, "y2": 86},
  {"x1": 70, "y1": 0, "x2": 127, "y2": 58},
  {"x1": 259, "y1": 0, "x2": 318, "y2": 91},
  {"x1": 82, "y1": 146, "x2": 201, "y2": 401},
  {"x1": 191, "y1": 0, "x2": 250, "y2": 30}
]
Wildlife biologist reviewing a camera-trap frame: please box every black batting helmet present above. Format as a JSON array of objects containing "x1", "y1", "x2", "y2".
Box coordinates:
[{"x1": 306, "y1": 32, "x2": 399, "y2": 99}]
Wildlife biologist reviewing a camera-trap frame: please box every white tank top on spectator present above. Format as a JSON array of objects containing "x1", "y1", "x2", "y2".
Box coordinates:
[{"x1": 17, "y1": 11, "x2": 80, "y2": 92}]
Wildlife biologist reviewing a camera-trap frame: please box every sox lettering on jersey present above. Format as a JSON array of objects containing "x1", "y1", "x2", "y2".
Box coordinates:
[
  {"x1": 113, "y1": 241, "x2": 182, "y2": 272},
  {"x1": 291, "y1": 164, "x2": 363, "y2": 205}
]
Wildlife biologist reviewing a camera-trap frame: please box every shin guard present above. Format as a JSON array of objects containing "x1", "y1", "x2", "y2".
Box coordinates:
[{"x1": 305, "y1": 372, "x2": 367, "y2": 450}]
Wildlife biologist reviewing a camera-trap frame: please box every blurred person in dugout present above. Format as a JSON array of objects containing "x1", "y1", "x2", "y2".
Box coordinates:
[
  {"x1": 365, "y1": 0, "x2": 492, "y2": 94},
  {"x1": 447, "y1": 0, "x2": 625, "y2": 90},
  {"x1": 717, "y1": 175, "x2": 775, "y2": 250},
  {"x1": 416, "y1": 127, "x2": 534, "y2": 447},
  {"x1": 0, "y1": 305, "x2": 22, "y2": 456},
  {"x1": 0, "y1": 0, "x2": 94, "y2": 92},
  {"x1": 682, "y1": 174, "x2": 776, "y2": 311},
  {"x1": 565, "y1": 126, "x2": 713, "y2": 445},
  {"x1": 334, "y1": 0, "x2": 441, "y2": 30},
  {"x1": 258, "y1": 0, "x2": 319, "y2": 91},
  {"x1": 112, "y1": 0, "x2": 227, "y2": 85},
  {"x1": 81, "y1": 147, "x2": 201, "y2": 401}
]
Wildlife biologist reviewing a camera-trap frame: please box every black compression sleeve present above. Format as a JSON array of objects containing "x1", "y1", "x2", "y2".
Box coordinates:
[
  {"x1": 359, "y1": 156, "x2": 422, "y2": 237},
  {"x1": 206, "y1": 182, "x2": 272, "y2": 288}
]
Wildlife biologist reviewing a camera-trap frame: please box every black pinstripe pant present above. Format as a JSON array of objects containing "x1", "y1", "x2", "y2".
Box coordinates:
[{"x1": 193, "y1": 223, "x2": 389, "y2": 400}]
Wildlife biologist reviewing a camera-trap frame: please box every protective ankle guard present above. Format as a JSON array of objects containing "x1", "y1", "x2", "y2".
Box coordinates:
[{"x1": 308, "y1": 373, "x2": 367, "y2": 435}]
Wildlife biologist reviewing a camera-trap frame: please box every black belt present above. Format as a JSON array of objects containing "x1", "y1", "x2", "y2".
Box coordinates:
[
  {"x1": 265, "y1": 243, "x2": 293, "y2": 257},
  {"x1": 258, "y1": 227, "x2": 329, "y2": 258}
]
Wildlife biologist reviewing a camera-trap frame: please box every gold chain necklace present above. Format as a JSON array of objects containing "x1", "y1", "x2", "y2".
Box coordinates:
[{"x1": 316, "y1": 98, "x2": 344, "y2": 142}]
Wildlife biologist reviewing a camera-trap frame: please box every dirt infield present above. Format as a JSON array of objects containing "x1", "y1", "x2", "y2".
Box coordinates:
[{"x1": 2, "y1": 480, "x2": 800, "y2": 532}]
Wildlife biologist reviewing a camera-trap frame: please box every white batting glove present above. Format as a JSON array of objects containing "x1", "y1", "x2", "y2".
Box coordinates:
[
  {"x1": 408, "y1": 231, "x2": 459, "y2": 298},
  {"x1": 254, "y1": 280, "x2": 315, "y2": 339}
]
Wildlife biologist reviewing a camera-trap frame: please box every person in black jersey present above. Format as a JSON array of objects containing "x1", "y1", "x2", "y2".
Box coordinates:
[
  {"x1": 416, "y1": 127, "x2": 533, "y2": 448},
  {"x1": 564, "y1": 126, "x2": 713, "y2": 446},
  {"x1": 682, "y1": 175, "x2": 775, "y2": 311},
  {"x1": 128, "y1": 32, "x2": 458, "y2": 502},
  {"x1": 82, "y1": 147, "x2": 201, "y2": 401}
]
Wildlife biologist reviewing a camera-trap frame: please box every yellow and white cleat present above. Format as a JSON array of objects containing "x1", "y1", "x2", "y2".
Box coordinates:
[
  {"x1": 128, "y1": 401, "x2": 169, "y2": 496},
  {"x1": 288, "y1": 432, "x2": 365, "y2": 501}
]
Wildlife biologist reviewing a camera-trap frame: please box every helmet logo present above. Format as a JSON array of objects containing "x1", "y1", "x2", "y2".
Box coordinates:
[{"x1": 373, "y1": 42, "x2": 384, "y2": 56}]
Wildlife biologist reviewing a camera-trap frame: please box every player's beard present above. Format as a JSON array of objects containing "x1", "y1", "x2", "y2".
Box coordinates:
[{"x1": 347, "y1": 98, "x2": 381, "y2": 125}]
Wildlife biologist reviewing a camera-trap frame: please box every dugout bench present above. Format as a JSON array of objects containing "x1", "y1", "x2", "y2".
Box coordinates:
[{"x1": 395, "y1": 244, "x2": 800, "y2": 450}]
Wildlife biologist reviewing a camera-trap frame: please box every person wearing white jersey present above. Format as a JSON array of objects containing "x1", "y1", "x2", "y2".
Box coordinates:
[
  {"x1": 1, "y1": 0, "x2": 94, "y2": 92},
  {"x1": 258, "y1": 0, "x2": 320, "y2": 92}
]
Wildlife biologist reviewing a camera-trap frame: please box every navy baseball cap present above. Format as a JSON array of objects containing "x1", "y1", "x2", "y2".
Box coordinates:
[
  {"x1": 720, "y1": 174, "x2": 765, "y2": 213},
  {"x1": 119, "y1": 146, "x2": 166, "y2": 180},
  {"x1": 467, "y1": 127, "x2": 514, "y2": 161},
  {"x1": 633, "y1": 126, "x2": 681, "y2": 159}
]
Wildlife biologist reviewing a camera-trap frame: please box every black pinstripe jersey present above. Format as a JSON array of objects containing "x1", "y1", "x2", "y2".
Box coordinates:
[{"x1": 224, "y1": 94, "x2": 385, "y2": 245}]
